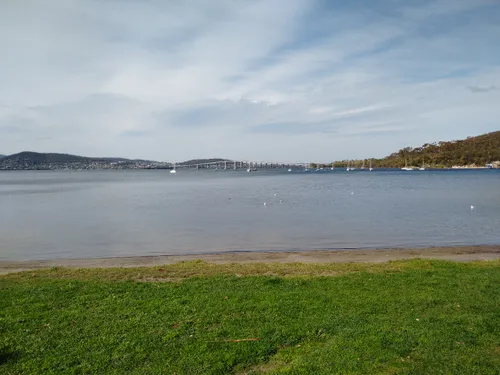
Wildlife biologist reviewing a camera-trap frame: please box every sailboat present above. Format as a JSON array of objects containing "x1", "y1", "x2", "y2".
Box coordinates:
[
  {"x1": 401, "y1": 158, "x2": 414, "y2": 171},
  {"x1": 361, "y1": 160, "x2": 366, "y2": 170},
  {"x1": 346, "y1": 161, "x2": 351, "y2": 172},
  {"x1": 419, "y1": 158, "x2": 426, "y2": 171},
  {"x1": 170, "y1": 163, "x2": 177, "y2": 174},
  {"x1": 369, "y1": 159, "x2": 374, "y2": 171}
]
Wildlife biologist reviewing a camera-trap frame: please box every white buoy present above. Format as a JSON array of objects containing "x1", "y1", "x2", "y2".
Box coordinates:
[
  {"x1": 263, "y1": 202, "x2": 267, "y2": 206},
  {"x1": 471, "y1": 205, "x2": 475, "y2": 210},
  {"x1": 274, "y1": 193, "x2": 277, "y2": 197},
  {"x1": 351, "y1": 192, "x2": 354, "y2": 195},
  {"x1": 279, "y1": 200, "x2": 283, "y2": 204}
]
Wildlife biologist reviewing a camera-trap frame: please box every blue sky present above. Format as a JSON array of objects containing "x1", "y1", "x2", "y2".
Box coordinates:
[{"x1": 1, "y1": 0, "x2": 499, "y2": 162}]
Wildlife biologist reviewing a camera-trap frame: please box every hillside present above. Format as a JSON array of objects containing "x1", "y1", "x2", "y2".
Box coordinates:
[
  {"x1": 377, "y1": 131, "x2": 500, "y2": 168},
  {"x1": 0, "y1": 151, "x2": 152, "y2": 163},
  {"x1": 0, "y1": 152, "x2": 168, "y2": 170},
  {"x1": 2, "y1": 151, "x2": 92, "y2": 164},
  {"x1": 178, "y1": 158, "x2": 230, "y2": 166},
  {"x1": 330, "y1": 131, "x2": 500, "y2": 169}
]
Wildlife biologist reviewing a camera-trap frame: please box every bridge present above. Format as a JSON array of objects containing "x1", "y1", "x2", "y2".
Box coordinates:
[{"x1": 173, "y1": 161, "x2": 310, "y2": 170}]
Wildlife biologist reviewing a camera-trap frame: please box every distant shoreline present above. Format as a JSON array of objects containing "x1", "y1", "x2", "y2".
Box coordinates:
[
  {"x1": 0, "y1": 166, "x2": 498, "y2": 172},
  {"x1": 2, "y1": 245, "x2": 499, "y2": 274}
]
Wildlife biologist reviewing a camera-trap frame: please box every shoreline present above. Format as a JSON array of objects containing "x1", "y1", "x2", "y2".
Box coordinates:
[{"x1": 1, "y1": 245, "x2": 500, "y2": 274}]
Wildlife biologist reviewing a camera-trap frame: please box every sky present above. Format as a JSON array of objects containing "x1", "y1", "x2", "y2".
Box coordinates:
[{"x1": 1, "y1": 0, "x2": 499, "y2": 163}]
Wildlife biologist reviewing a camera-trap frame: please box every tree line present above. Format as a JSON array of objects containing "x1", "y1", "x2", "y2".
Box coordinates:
[{"x1": 327, "y1": 131, "x2": 500, "y2": 168}]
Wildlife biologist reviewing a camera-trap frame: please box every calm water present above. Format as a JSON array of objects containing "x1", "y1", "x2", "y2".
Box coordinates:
[{"x1": 1, "y1": 169, "x2": 499, "y2": 260}]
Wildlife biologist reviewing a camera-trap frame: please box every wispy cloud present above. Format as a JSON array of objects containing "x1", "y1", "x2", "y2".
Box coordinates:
[
  {"x1": 0, "y1": 0, "x2": 499, "y2": 161},
  {"x1": 468, "y1": 85, "x2": 498, "y2": 93}
]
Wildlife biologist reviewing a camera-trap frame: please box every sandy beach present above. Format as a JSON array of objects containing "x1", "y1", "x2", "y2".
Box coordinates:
[{"x1": 1, "y1": 245, "x2": 499, "y2": 274}]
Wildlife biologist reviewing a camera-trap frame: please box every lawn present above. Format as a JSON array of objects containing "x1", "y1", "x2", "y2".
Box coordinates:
[{"x1": 1, "y1": 260, "x2": 500, "y2": 374}]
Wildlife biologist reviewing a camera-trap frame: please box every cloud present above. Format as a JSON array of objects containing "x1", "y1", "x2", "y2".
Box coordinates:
[
  {"x1": 0, "y1": 0, "x2": 499, "y2": 161},
  {"x1": 468, "y1": 85, "x2": 498, "y2": 93}
]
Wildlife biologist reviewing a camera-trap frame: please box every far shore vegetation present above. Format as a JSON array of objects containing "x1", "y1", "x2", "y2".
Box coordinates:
[
  {"x1": 1, "y1": 259, "x2": 500, "y2": 374},
  {"x1": 324, "y1": 130, "x2": 500, "y2": 169}
]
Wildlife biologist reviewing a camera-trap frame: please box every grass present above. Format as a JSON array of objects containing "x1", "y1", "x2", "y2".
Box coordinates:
[{"x1": 1, "y1": 259, "x2": 500, "y2": 374}]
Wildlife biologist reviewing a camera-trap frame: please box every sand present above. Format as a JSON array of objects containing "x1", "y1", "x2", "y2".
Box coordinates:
[{"x1": 1, "y1": 245, "x2": 500, "y2": 274}]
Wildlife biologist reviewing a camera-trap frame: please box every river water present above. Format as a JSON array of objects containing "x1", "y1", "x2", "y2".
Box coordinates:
[{"x1": 1, "y1": 169, "x2": 499, "y2": 260}]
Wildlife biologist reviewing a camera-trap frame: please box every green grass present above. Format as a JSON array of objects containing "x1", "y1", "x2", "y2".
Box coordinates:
[{"x1": 1, "y1": 260, "x2": 500, "y2": 374}]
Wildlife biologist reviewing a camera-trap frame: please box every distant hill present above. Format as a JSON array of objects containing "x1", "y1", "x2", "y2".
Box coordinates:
[
  {"x1": 0, "y1": 152, "x2": 167, "y2": 170},
  {"x1": 329, "y1": 131, "x2": 500, "y2": 169},
  {"x1": 2, "y1": 151, "x2": 92, "y2": 164},
  {"x1": 373, "y1": 131, "x2": 500, "y2": 168},
  {"x1": 178, "y1": 158, "x2": 231, "y2": 166},
  {"x1": 0, "y1": 152, "x2": 156, "y2": 163}
]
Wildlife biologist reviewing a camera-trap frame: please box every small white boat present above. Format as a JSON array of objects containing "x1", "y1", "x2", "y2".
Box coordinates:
[
  {"x1": 288, "y1": 168, "x2": 292, "y2": 172},
  {"x1": 369, "y1": 159, "x2": 374, "y2": 171},
  {"x1": 170, "y1": 163, "x2": 177, "y2": 174},
  {"x1": 419, "y1": 159, "x2": 426, "y2": 171},
  {"x1": 401, "y1": 159, "x2": 414, "y2": 171}
]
